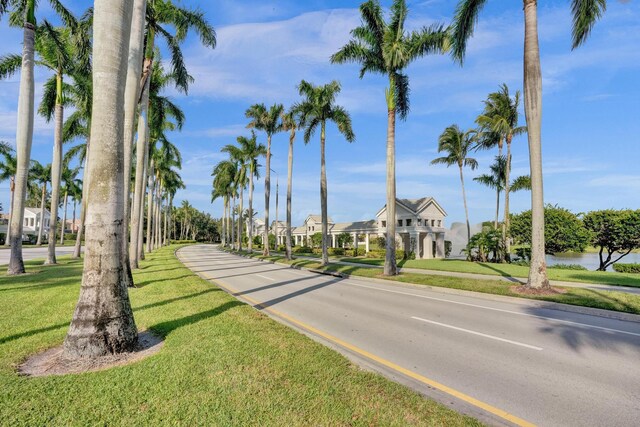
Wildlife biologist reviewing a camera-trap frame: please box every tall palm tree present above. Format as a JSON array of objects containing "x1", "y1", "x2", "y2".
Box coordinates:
[
  {"x1": 130, "y1": 0, "x2": 215, "y2": 267},
  {"x1": 0, "y1": 149, "x2": 16, "y2": 247},
  {"x1": 212, "y1": 160, "x2": 237, "y2": 248},
  {"x1": 58, "y1": 164, "x2": 80, "y2": 245},
  {"x1": 281, "y1": 108, "x2": 300, "y2": 260},
  {"x1": 235, "y1": 131, "x2": 265, "y2": 253},
  {"x1": 1, "y1": 0, "x2": 76, "y2": 274},
  {"x1": 246, "y1": 103, "x2": 283, "y2": 256},
  {"x1": 222, "y1": 143, "x2": 248, "y2": 251},
  {"x1": 474, "y1": 155, "x2": 506, "y2": 230},
  {"x1": 63, "y1": 0, "x2": 138, "y2": 359},
  {"x1": 29, "y1": 161, "x2": 51, "y2": 246},
  {"x1": 331, "y1": 0, "x2": 449, "y2": 276},
  {"x1": 162, "y1": 169, "x2": 184, "y2": 245},
  {"x1": 476, "y1": 84, "x2": 526, "y2": 257},
  {"x1": 431, "y1": 125, "x2": 478, "y2": 244},
  {"x1": 295, "y1": 80, "x2": 355, "y2": 266},
  {"x1": 451, "y1": 0, "x2": 606, "y2": 287}
]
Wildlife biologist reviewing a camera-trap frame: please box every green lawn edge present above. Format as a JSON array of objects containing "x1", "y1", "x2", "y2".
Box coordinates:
[
  {"x1": 0, "y1": 244, "x2": 479, "y2": 426},
  {"x1": 235, "y1": 250, "x2": 640, "y2": 316}
]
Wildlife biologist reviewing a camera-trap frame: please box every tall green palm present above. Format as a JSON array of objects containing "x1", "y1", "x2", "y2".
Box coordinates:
[
  {"x1": 59, "y1": 164, "x2": 80, "y2": 245},
  {"x1": 221, "y1": 143, "x2": 248, "y2": 251},
  {"x1": 29, "y1": 161, "x2": 51, "y2": 246},
  {"x1": 64, "y1": 0, "x2": 138, "y2": 359},
  {"x1": 331, "y1": 0, "x2": 449, "y2": 276},
  {"x1": 130, "y1": 0, "x2": 215, "y2": 267},
  {"x1": 162, "y1": 169, "x2": 184, "y2": 245},
  {"x1": 0, "y1": 148, "x2": 17, "y2": 247},
  {"x1": 211, "y1": 160, "x2": 237, "y2": 248},
  {"x1": 476, "y1": 84, "x2": 526, "y2": 257},
  {"x1": 236, "y1": 131, "x2": 265, "y2": 253},
  {"x1": 1, "y1": 0, "x2": 76, "y2": 274},
  {"x1": 451, "y1": 0, "x2": 605, "y2": 287},
  {"x1": 431, "y1": 125, "x2": 478, "y2": 244},
  {"x1": 281, "y1": 108, "x2": 301, "y2": 260},
  {"x1": 246, "y1": 103, "x2": 283, "y2": 256},
  {"x1": 474, "y1": 155, "x2": 506, "y2": 230},
  {"x1": 295, "y1": 80, "x2": 355, "y2": 266}
]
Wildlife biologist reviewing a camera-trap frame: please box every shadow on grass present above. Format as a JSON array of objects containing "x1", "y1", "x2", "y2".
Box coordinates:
[
  {"x1": 133, "y1": 274, "x2": 197, "y2": 288},
  {"x1": 151, "y1": 300, "x2": 244, "y2": 337}
]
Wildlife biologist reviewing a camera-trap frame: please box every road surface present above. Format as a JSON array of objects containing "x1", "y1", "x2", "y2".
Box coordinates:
[
  {"x1": 177, "y1": 245, "x2": 640, "y2": 427},
  {"x1": 0, "y1": 246, "x2": 81, "y2": 266}
]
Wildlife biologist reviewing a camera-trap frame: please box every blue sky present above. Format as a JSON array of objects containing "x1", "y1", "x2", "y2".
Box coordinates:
[{"x1": 0, "y1": 0, "x2": 638, "y2": 229}]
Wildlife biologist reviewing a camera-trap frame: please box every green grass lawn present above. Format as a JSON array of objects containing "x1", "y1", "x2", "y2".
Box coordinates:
[
  {"x1": 239, "y1": 252, "x2": 640, "y2": 316},
  {"x1": 337, "y1": 257, "x2": 640, "y2": 288},
  {"x1": 0, "y1": 245, "x2": 478, "y2": 426}
]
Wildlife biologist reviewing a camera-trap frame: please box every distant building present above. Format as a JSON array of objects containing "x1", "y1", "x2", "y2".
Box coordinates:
[{"x1": 23, "y1": 207, "x2": 51, "y2": 236}]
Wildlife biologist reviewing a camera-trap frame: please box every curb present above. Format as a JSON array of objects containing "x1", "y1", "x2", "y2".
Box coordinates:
[{"x1": 229, "y1": 249, "x2": 640, "y2": 324}]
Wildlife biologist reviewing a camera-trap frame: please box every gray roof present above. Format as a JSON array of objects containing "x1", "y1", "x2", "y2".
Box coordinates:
[
  {"x1": 377, "y1": 197, "x2": 447, "y2": 217},
  {"x1": 305, "y1": 214, "x2": 333, "y2": 224},
  {"x1": 330, "y1": 220, "x2": 377, "y2": 232}
]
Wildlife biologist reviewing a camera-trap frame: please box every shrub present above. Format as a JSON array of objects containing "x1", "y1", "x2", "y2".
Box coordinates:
[
  {"x1": 395, "y1": 249, "x2": 405, "y2": 260},
  {"x1": 277, "y1": 244, "x2": 286, "y2": 252},
  {"x1": 375, "y1": 236, "x2": 386, "y2": 249},
  {"x1": 613, "y1": 263, "x2": 640, "y2": 274},
  {"x1": 548, "y1": 264, "x2": 588, "y2": 271},
  {"x1": 365, "y1": 250, "x2": 385, "y2": 259},
  {"x1": 445, "y1": 241, "x2": 452, "y2": 258},
  {"x1": 329, "y1": 248, "x2": 345, "y2": 256},
  {"x1": 293, "y1": 246, "x2": 313, "y2": 254}
]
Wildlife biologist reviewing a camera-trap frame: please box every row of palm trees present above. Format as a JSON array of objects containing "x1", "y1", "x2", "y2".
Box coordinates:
[
  {"x1": 1, "y1": 0, "x2": 215, "y2": 359},
  {"x1": 213, "y1": 80, "x2": 354, "y2": 266}
]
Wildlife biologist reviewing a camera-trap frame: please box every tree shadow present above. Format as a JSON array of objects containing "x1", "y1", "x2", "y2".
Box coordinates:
[
  {"x1": 150, "y1": 300, "x2": 244, "y2": 337},
  {"x1": 477, "y1": 263, "x2": 524, "y2": 283},
  {"x1": 233, "y1": 273, "x2": 324, "y2": 297},
  {"x1": 133, "y1": 274, "x2": 196, "y2": 288},
  {"x1": 256, "y1": 276, "x2": 344, "y2": 309}
]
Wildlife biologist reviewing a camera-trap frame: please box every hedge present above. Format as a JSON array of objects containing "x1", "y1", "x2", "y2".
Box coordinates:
[{"x1": 613, "y1": 263, "x2": 640, "y2": 274}]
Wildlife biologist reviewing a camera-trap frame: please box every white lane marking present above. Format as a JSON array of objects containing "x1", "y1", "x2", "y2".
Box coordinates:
[
  {"x1": 345, "y1": 282, "x2": 640, "y2": 338},
  {"x1": 411, "y1": 316, "x2": 543, "y2": 351},
  {"x1": 255, "y1": 274, "x2": 275, "y2": 281}
]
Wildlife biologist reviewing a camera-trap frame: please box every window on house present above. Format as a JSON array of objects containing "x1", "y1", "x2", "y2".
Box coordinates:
[
  {"x1": 398, "y1": 219, "x2": 403, "y2": 227},
  {"x1": 406, "y1": 219, "x2": 412, "y2": 226},
  {"x1": 431, "y1": 220, "x2": 435, "y2": 226},
  {"x1": 437, "y1": 220, "x2": 441, "y2": 227},
  {"x1": 31, "y1": 218, "x2": 34, "y2": 227},
  {"x1": 417, "y1": 219, "x2": 422, "y2": 226},
  {"x1": 381, "y1": 221, "x2": 386, "y2": 227}
]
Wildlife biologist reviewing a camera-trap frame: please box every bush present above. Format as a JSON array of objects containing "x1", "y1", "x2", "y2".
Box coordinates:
[
  {"x1": 277, "y1": 244, "x2": 286, "y2": 252},
  {"x1": 375, "y1": 236, "x2": 386, "y2": 249},
  {"x1": 293, "y1": 246, "x2": 313, "y2": 254},
  {"x1": 548, "y1": 264, "x2": 588, "y2": 271},
  {"x1": 613, "y1": 263, "x2": 640, "y2": 274},
  {"x1": 445, "y1": 241, "x2": 452, "y2": 258},
  {"x1": 64, "y1": 233, "x2": 77, "y2": 240},
  {"x1": 365, "y1": 250, "x2": 385, "y2": 259},
  {"x1": 328, "y1": 248, "x2": 345, "y2": 256},
  {"x1": 511, "y1": 260, "x2": 530, "y2": 267}
]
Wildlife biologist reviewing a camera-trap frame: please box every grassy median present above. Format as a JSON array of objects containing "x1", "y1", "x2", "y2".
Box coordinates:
[
  {"x1": 240, "y1": 251, "x2": 640, "y2": 316},
  {"x1": 0, "y1": 245, "x2": 478, "y2": 426}
]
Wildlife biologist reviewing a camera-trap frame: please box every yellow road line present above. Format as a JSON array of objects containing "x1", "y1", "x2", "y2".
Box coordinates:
[{"x1": 179, "y1": 253, "x2": 536, "y2": 427}]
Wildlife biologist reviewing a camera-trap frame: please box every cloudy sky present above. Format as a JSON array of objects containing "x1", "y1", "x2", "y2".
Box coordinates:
[{"x1": 0, "y1": 0, "x2": 638, "y2": 228}]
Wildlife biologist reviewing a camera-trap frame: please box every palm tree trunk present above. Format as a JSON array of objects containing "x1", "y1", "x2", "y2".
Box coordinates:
[
  {"x1": 7, "y1": 15, "x2": 36, "y2": 275},
  {"x1": 36, "y1": 183, "x2": 46, "y2": 246},
  {"x1": 495, "y1": 188, "x2": 500, "y2": 230},
  {"x1": 459, "y1": 165, "x2": 471, "y2": 244},
  {"x1": 74, "y1": 134, "x2": 92, "y2": 259},
  {"x1": 231, "y1": 195, "x2": 236, "y2": 248},
  {"x1": 523, "y1": 0, "x2": 549, "y2": 289},
  {"x1": 238, "y1": 187, "x2": 243, "y2": 251},
  {"x1": 59, "y1": 191, "x2": 68, "y2": 245},
  {"x1": 154, "y1": 184, "x2": 161, "y2": 249},
  {"x1": 285, "y1": 130, "x2": 294, "y2": 260},
  {"x1": 320, "y1": 122, "x2": 329, "y2": 266},
  {"x1": 248, "y1": 166, "x2": 254, "y2": 253},
  {"x1": 263, "y1": 135, "x2": 271, "y2": 256},
  {"x1": 4, "y1": 180, "x2": 14, "y2": 247},
  {"x1": 63, "y1": 0, "x2": 138, "y2": 358},
  {"x1": 163, "y1": 200, "x2": 168, "y2": 246},
  {"x1": 46, "y1": 95, "x2": 63, "y2": 264},
  {"x1": 384, "y1": 107, "x2": 397, "y2": 276},
  {"x1": 137, "y1": 127, "x2": 149, "y2": 261},
  {"x1": 146, "y1": 163, "x2": 155, "y2": 253},
  {"x1": 503, "y1": 139, "x2": 512, "y2": 260}
]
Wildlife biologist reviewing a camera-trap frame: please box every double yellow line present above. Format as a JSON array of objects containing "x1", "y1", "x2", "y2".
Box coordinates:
[{"x1": 180, "y1": 254, "x2": 535, "y2": 427}]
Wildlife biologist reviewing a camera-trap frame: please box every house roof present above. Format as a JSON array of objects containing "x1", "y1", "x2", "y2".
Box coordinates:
[
  {"x1": 330, "y1": 220, "x2": 377, "y2": 232},
  {"x1": 376, "y1": 197, "x2": 447, "y2": 217},
  {"x1": 24, "y1": 207, "x2": 51, "y2": 217},
  {"x1": 305, "y1": 214, "x2": 333, "y2": 224}
]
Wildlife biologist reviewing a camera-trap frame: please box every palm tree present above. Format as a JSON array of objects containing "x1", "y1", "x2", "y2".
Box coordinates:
[
  {"x1": 331, "y1": 0, "x2": 449, "y2": 276},
  {"x1": 130, "y1": 0, "x2": 215, "y2": 267},
  {"x1": 162, "y1": 169, "x2": 184, "y2": 246},
  {"x1": 476, "y1": 84, "x2": 526, "y2": 257},
  {"x1": 431, "y1": 125, "x2": 478, "y2": 244},
  {"x1": 222, "y1": 143, "x2": 248, "y2": 251},
  {"x1": 474, "y1": 155, "x2": 506, "y2": 230},
  {"x1": 0, "y1": 149, "x2": 16, "y2": 247},
  {"x1": 58, "y1": 164, "x2": 80, "y2": 245},
  {"x1": 1, "y1": 0, "x2": 77, "y2": 275},
  {"x1": 246, "y1": 103, "x2": 283, "y2": 256},
  {"x1": 295, "y1": 80, "x2": 355, "y2": 266},
  {"x1": 29, "y1": 161, "x2": 51, "y2": 246},
  {"x1": 281, "y1": 108, "x2": 300, "y2": 260},
  {"x1": 451, "y1": 0, "x2": 606, "y2": 287},
  {"x1": 63, "y1": 0, "x2": 138, "y2": 359},
  {"x1": 212, "y1": 160, "x2": 237, "y2": 248},
  {"x1": 235, "y1": 131, "x2": 265, "y2": 253}
]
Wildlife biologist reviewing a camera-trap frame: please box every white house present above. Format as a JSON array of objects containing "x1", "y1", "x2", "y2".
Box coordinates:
[
  {"x1": 23, "y1": 207, "x2": 51, "y2": 236},
  {"x1": 270, "y1": 197, "x2": 447, "y2": 259}
]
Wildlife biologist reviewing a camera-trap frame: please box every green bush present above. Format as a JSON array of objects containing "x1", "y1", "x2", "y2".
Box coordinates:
[
  {"x1": 365, "y1": 250, "x2": 385, "y2": 259},
  {"x1": 277, "y1": 244, "x2": 286, "y2": 252},
  {"x1": 328, "y1": 248, "x2": 345, "y2": 256},
  {"x1": 293, "y1": 246, "x2": 313, "y2": 254},
  {"x1": 64, "y1": 233, "x2": 77, "y2": 240},
  {"x1": 613, "y1": 263, "x2": 640, "y2": 274},
  {"x1": 548, "y1": 264, "x2": 588, "y2": 271}
]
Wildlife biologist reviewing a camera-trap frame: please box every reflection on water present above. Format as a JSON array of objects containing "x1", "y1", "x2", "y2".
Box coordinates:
[{"x1": 546, "y1": 252, "x2": 640, "y2": 271}]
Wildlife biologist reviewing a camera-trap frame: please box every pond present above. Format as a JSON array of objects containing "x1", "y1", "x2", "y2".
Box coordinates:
[{"x1": 546, "y1": 252, "x2": 640, "y2": 271}]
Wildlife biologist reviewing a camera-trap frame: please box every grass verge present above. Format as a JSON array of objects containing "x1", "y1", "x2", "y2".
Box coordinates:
[
  {"x1": 237, "y1": 251, "x2": 640, "y2": 316},
  {"x1": 337, "y1": 257, "x2": 640, "y2": 288},
  {"x1": 0, "y1": 244, "x2": 478, "y2": 426}
]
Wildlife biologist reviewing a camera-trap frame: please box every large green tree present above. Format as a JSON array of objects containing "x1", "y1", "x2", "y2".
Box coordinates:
[
  {"x1": 451, "y1": 0, "x2": 606, "y2": 288},
  {"x1": 583, "y1": 209, "x2": 640, "y2": 271},
  {"x1": 331, "y1": 0, "x2": 449, "y2": 275},
  {"x1": 0, "y1": 148, "x2": 16, "y2": 247},
  {"x1": 236, "y1": 131, "x2": 265, "y2": 253},
  {"x1": 295, "y1": 80, "x2": 355, "y2": 266},
  {"x1": 281, "y1": 108, "x2": 301, "y2": 260},
  {"x1": 431, "y1": 125, "x2": 478, "y2": 244},
  {"x1": 29, "y1": 160, "x2": 50, "y2": 246}
]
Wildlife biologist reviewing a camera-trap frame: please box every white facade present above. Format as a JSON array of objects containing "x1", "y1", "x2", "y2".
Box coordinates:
[
  {"x1": 23, "y1": 207, "x2": 51, "y2": 235},
  {"x1": 269, "y1": 197, "x2": 448, "y2": 259}
]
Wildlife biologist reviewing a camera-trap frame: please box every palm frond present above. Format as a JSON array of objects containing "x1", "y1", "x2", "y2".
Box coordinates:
[
  {"x1": 450, "y1": 0, "x2": 488, "y2": 63},
  {"x1": 571, "y1": 0, "x2": 606, "y2": 49}
]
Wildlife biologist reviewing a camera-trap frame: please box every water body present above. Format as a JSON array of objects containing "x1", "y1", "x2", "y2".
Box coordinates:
[{"x1": 546, "y1": 252, "x2": 640, "y2": 271}]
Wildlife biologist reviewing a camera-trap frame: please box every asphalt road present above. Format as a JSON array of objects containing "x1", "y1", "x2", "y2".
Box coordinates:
[
  {"x1": 0, "y1": 246, "x2": 80, "y2": 265},
  {"x1": 178, "y1": 245, "x2": 640, "y2": 427}
]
